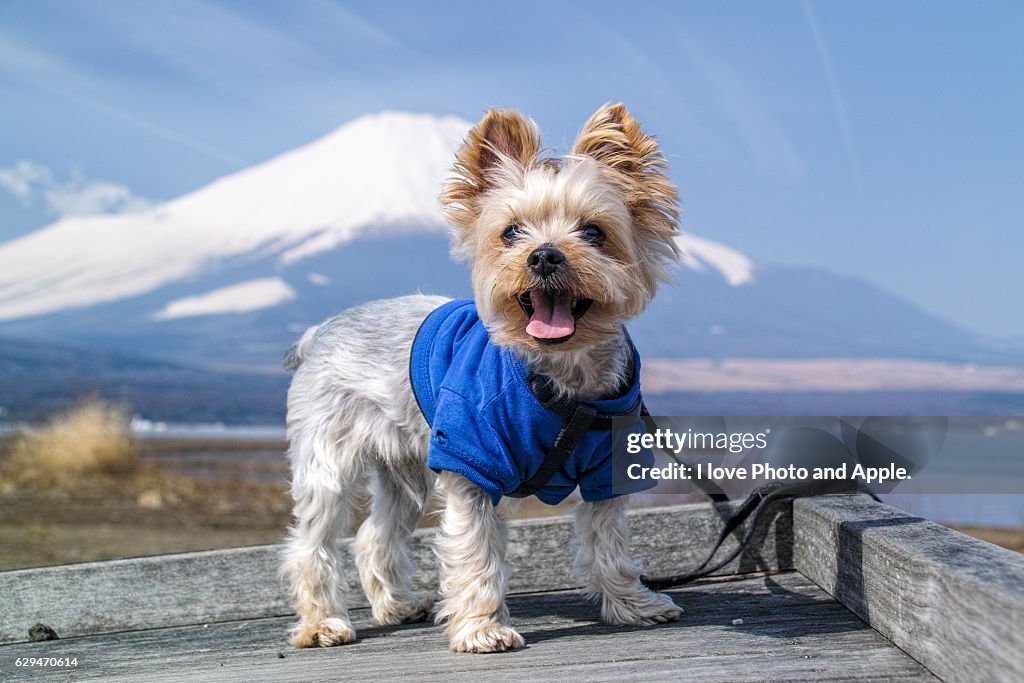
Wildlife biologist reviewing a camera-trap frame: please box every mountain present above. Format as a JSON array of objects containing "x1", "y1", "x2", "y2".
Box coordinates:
[
  {"x1": 0, "y1": 112, "x2": 470, "y2": 322},
  {"x1": 0, "y1": 111, "x2": 1018, "y2": 380},
  {"x1": 0, "y1": 336, "x2": 287, "y2": 423}
]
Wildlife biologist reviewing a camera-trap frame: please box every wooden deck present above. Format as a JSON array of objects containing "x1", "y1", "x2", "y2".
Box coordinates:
[
  {"x1": 1, "y1": 496, "x2": 1022, "y2": 682},
  {"x1": 0, "y1": 572, "x2": 936, "y2": 682}
]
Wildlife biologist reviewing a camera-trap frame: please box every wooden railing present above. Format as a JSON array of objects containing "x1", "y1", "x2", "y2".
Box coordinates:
[{"x1": 2, "y1": 495, "x2": 1022, "y2": 683}]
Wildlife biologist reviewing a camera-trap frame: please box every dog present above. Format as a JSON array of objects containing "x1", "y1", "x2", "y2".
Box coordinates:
[{"x1": 280, "y1": 103, "x2": 682, "y2": 653}]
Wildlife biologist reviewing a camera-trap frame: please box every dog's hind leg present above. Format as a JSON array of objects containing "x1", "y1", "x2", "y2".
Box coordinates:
[
  {"x1": 434, "y1": 471, "x2": 525, "y2": 653},
  {"x1": 573, "y1": 496, "x2": 682, "y2": 626},
  {"x1": 353, "y1": 461, "x2": 435, "y2": 625},
  {"x1": 280, "y1": 426, "x2": 365, "y2": 648}
]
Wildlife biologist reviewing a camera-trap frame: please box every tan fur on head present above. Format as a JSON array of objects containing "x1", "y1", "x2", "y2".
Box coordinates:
[
  {"x1": 441, "y1": 103, "x2": 681, "y2": 365},
  {"x1": 572, "y1": 102, "x2": 681, "y2": 289},
  {"x1": 442, "y1": 108, "x2": 541, "y2": 259}
]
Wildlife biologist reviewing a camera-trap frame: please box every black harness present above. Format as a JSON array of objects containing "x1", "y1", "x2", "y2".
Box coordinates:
[{"x1": 506, "y1": 372, "x2": 646, "y2": 498}]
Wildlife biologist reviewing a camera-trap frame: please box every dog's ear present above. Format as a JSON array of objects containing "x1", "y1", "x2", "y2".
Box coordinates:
[
  {"x1": 442, "y1": 109, "x2": 540, "y2": 253},
  {"x1": 573, "y1": 103, "x2": 680, "y2": 271}
]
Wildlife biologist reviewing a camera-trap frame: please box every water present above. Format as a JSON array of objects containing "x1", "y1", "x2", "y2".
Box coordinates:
[
  {"x1": 880, "y1": 493, "x2": 1023, "y2": 528},
  {"x1": 130, "y1": 418, "x2": 286, "y2": 440},
  {"x1": 117, "y1": 419, "x2": 1024, "y2": 529}
]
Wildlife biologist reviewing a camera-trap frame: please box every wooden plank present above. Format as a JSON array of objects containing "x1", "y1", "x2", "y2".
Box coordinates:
[
  {"x1": 0, "y1": 572, "x2": 935, "y2": 682},
  {"x1": 794, "y1": 495, "x2": 1024, "y2": 683},
  {"x1": 0, "y1": 500, "x2": 793, "y2": 645}
]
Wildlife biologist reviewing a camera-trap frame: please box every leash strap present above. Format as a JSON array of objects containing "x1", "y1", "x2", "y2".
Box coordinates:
[
  {"x1": 640, "y1": 481, "x2": 877, "y2": 590},
  {"x1": 508, "y1": 372, "x2": 644, "y2": 499},
  {"x1": 508, "y1": 401, "x2": 598, "y2": 498},
  {"x1": 640, "y1": 483, "x2": 788, "y2": 590}
]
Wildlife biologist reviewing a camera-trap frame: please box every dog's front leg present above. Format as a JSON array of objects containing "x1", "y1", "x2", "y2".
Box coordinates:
[
  {"x1": 573, "y1": 496, "x2": 682, "y2": 626},
  {"x1": 434, "y1": 471, "x2": 525, "y2": 653}
]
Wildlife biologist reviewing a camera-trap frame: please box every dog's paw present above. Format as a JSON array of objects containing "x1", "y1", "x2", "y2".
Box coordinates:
[
  {"x1": 371, "y1": 594, "x2": 435, "y2": 626},
  {"x1": 290, "y1": 618, "x2": 357, "y2": 648},
  {"x1": 448, "y1": 621, "x2": 526, "y2": 654},
  {"x1": 602, "y1": 589, "x2": 682, "y2": 627}
]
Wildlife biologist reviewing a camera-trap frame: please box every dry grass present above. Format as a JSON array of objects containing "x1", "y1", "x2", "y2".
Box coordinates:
[
  {"x1": 948, "y1": 524, "x2": 1024, "y2": 553},
  {"x1": 1, "y1": 417, "x2": 1021, "y2": 569},
  {"x1": 3, "y1": 399, "x2": 137, "y2": 486}
]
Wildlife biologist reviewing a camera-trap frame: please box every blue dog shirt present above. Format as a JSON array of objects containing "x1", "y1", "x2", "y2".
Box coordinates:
[{"x1": 409, "y1": 298, "x2": 655, "y2": 505}]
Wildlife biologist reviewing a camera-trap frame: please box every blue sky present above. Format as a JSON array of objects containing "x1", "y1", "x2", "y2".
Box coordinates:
[{"x1": 0, "y1": 0, "x2": 1022, "y2": 337}]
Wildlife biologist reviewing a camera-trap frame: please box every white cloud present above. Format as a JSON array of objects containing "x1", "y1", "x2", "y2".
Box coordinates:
[
  {"x1": 306, "y1": 272, "x2": 330, "y2": 286},
  {"x1": 0, "y1": 160, "x2": 151, "y2": 217},
  {"x1": 0, "y1": 160, "x2": 50, "y2": 200},
  {"x1": 154, "y1": 277, "x2": 297, "y2": 320}
]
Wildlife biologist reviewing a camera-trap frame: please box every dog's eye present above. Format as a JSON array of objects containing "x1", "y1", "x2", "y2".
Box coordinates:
[
  {"x1": 501, "y1": 225, "x2": 522, "y2": 245},
  {"x1": 579, "y1": 224, "x2": 605, "y2": 246}
]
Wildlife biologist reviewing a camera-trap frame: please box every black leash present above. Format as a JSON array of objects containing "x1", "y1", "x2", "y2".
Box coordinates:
[
  {"x1": 511, "y1": 372, "x2": 881, "y2": 587},
  {"x1": 640, "y1": 483, "x2": 793, "y2": 590},
  {"x1": 640, "y1": 480, "x2": 881, "y2": 590}
]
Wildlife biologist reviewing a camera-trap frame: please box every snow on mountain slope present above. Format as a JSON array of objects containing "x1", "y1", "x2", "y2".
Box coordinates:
[
  {"x1": 678, "y1": 233, "x2": 754, "y2": 286},
  {"x1": 0, "y1": 112, "x2": 470, "y2": 321},
  {"x1": 0, "y1": 110, "x2": 755, "y2": 323},
  {"x1": 154, "y1": 277, "x2": 296, "y2": 320}
]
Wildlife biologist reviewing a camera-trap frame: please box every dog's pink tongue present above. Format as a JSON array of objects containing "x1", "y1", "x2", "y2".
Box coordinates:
[{"x1": 526, "y1": 290, "x2": 575, "y2": 339}]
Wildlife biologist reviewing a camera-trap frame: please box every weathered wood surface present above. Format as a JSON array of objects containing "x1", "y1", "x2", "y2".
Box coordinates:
[
  {"x1": 0, "y1": 500, "x2": 793, "y2": 645},
  {"x1": 794, "y1": 495, "x2": 1024, "y2": 683},
  {"x1": 0, "y1": 572, "x2": 935, "y2": 682}
]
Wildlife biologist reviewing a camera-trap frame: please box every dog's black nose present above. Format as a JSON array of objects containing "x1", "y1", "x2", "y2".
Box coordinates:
[{"x1": 527, "y1": 244, "x2": 566, "y2": 278}]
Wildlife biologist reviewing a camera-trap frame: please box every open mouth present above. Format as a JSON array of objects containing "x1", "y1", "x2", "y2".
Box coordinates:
[{"x1": 517, "y1": 290, "x2": 593, "y2": 345}]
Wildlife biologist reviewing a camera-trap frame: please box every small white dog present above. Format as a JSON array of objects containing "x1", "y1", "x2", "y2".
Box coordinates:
[{"x1": 281, "y1": 103, "x2": 682, "y2": 653}]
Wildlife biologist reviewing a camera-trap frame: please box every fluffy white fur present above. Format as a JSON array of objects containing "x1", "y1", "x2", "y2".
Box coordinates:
[{"x1": 281, "y1": 103, "x2": 682, "y2": 653}]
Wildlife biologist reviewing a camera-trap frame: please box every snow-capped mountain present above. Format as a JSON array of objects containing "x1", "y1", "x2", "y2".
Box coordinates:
[
  {"x1": 0, "y1": 112, "x2": 753, "y2": 324},
  {"x1": 0, "y1": 111, "x2": 1015, "y2": 374},
  {"x1": 0, "y1": 113, "x2": 468, "y2": 321}
]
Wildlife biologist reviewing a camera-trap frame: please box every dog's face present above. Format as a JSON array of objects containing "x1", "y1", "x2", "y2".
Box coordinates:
[{"x1": 442, "y1": 103, "x2": 680, "y2": 353}]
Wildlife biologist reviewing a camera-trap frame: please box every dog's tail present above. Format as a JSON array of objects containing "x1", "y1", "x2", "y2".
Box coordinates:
[{"x1": 283, "y1": 324, "x2": 319, "y2": 371}]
